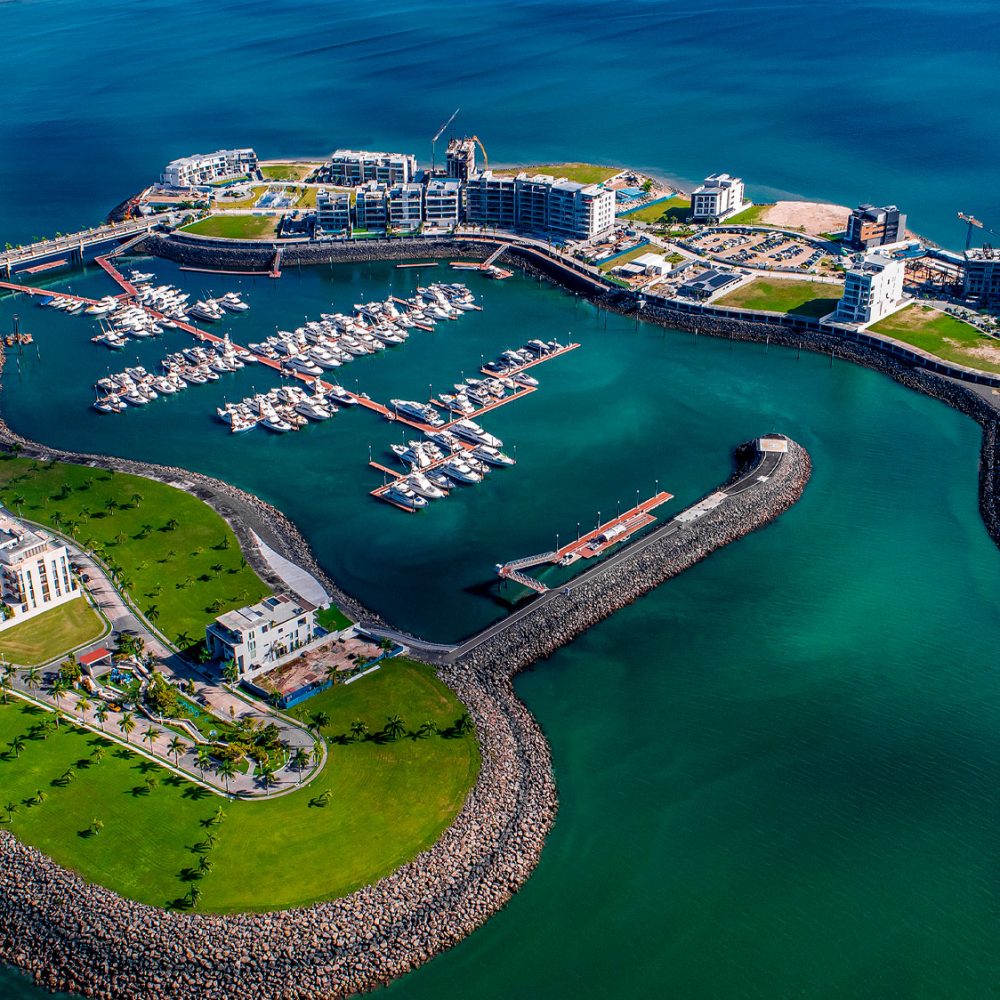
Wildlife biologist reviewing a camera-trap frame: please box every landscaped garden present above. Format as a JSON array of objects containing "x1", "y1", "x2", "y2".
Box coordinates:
[
  {"x1": 869, "y1": 304, "x2": 1000, "y2": 374},
  {"x1": 726, "y1": 203, "x2": 776, "y2": 226},
  {"x1": 623, "y1": 196, "x2": 691, "y2": 225},
  {"x1": 260, "y1": 163, "x2": 318, "y2": 182},
  {"x1": 497, "y1": 162, "x2": 619, "y2": 185},
  {"x1": 0, "y1": 658, "x2": 479, "y2": 912},
  {"x1": 0, "y1": 598, "x2": 105, "y2": 666},
  {"x1": 0, "y1": 456, "x2": 269, "y2": 648},
  {"x1": 181, "y1": 215, "x2": 279, "y2": 240},
  {"x1": 716, "y1": 277, "x2": 843, "y2": 317}
]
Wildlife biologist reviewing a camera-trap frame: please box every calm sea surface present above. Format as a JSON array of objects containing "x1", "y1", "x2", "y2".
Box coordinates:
[{"x1": 1, "y1": 2, "x2": 999, "y2": 997}]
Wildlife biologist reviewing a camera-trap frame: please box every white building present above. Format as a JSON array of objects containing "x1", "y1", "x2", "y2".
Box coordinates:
[
  {"x1": 631, "y1": 251, "x2": 672, "y2": 276},
  {"x1": 161, "y1": 148, "x2": 259, "y2": 188},
  {"x1": 545, "y1": 178, "x2": 615, "y2": 240},
  {"x1": 388, "y1": 182, "x2": 424, "y2": 231},
  {"x1": 321, "y1": 149, "x2": 417, "y2": 187},
  {"x1": 0, "y1": 512, "x2": 80, "y2": 630},
  {"x1": 205, "y1": 594, "x2": 317, "y2": 681},
  {"x1": 835, "y1": 252, "x2": 906, "y2": 325},
  {"x1": 355, "y1": 181, "x2": 388, "y2": 231},
  {"x1": 315, "y1": 188, "x2": 352, "y2": 236},
  {"x1": 423, "y1": 178, "x2": 462, "y2": 228},
  {"x1": 466, "y1": 171, "x2": 517, "y2": 230},
  {"x1": 690, "y1": 173, "x2": 747, "y2": 223}
]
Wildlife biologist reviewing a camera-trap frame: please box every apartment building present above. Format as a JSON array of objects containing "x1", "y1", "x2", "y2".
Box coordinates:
[
  {"x1": 424, "y1": 178, "x2": 462, "y2": 228},
  {"x1": 690, "y1": 173, "x2": 747, "y2": 222},
  {"x1": 465, "y1": 170, "x2": 517, "y2": 229},
  {"x1": 835, "y1": 252, "x2": 906, "y2": 324},
  {"x1": 315, "y1": 189, "x2": 352, "y2": 236},
  {"x1": 0, "y1": 512, "x2": 80, "y2": 630},
  {"x1": 161, "y1": 148, "x2": 259, "y2": 187},
  {"x1": 355, "y1": 181, "x2": 389, "y2": 231},
  {"x1": 319, "y1": 149, "x2": 417, "y2": 187},
  {"x1": 388, "y1": 182, "x2": 424, "y2": 231},
  {"x1": 205, "y1": 594, "x2": 317, "y2": 681},
  {"x1": 962, "y1": 248, "x2": 1000, "y2": 306},
  {"x1": 845, "y1": 204, "x2": 907, "y2": 250}
]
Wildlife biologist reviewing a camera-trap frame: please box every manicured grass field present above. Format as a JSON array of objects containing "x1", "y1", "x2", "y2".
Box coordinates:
[
  {"x1": 870, "y1": 304, "x2": 1000, "y2": 374},
  {"x1": 295, "y1": 186, "x2": 318, "y2": 208},
  {"x1": 598, "y1": 246, "x2": 656, "y2": 272},
  {"x1": 0, "y1": 458, "x2": 269, "y2": 646},
  {"x1": 497, "y1": 162, "x2": 619, "y2": 185},
  {"x1": 623, "y1": 197, "x2": 691, "y2": 225},
  {"x1": 0, "y1": 598, "x2": 105, "y2": 666},
  {"x1": 181, "y1": 215, "x2": 279, "y2": 240},
  {"x1": 726, "y1": 203, "x2": 775, "y2": 226},
  {"x1": 0, "y1": 658, "x2": 478, "y2": 912},
  {"x1": 260, "y1": 163, "x2": 317, "y2": 182},
  {"x1": 212, "y1": 185, "x2": 267, "y2": 210},
  {"x1": 716, "y1": 278, "x2": 843, "y2": 317},
  {"x1": 316, "y1": 605, "x2": 353, "y2": 632}
]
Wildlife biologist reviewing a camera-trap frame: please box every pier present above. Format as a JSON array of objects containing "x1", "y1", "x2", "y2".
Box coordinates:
[{"x1": 0, "y1": 279, "x2": 100, "y2": 306}]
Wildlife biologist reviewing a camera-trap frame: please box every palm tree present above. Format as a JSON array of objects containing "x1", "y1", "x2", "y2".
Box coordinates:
[
  {"x1": 51, "y1": 511, "x2": 64, "y2": 530},
  {"x1": 77, "y1": 697, "x2": 92, "y2": 716},
  {"x1": 91, "y1": 744, "x2": 106, "y2": 764},
  {"x1": 456, "y1": 712, "x2": 474, "y2": 736},
  {"x1": 293, "y1": 747, "x2": 309, "y2": 781},
  {"x1": 165, "y1": 517, "x2": 179, "y2": 532},
  {"x1": 259, "y1": 764, "x2": 279, "y2": 796},
  {"x1": 216, "y1": 758, "x2": 237, "y2": 793},
  {"x1": 146, "y1": 605, "x2": 160, "y2": 625},
  {"x1": 384, "y1": 714, "x2": 405, "y2": 741},
  {"x1": 221, "y1": 659, "x2": 239, "y2": 685},
  {"x1": 118, "y1": 711, "x2": 136, "y2": 744},
  {"x1": 144, "y1": 775, "x2": 158, "y2": 794},
  {"x1": 8, "y1": 735, "x2": 26, "y2": 758},
  {"x1": 94, "y1": 704, "x2": 108, "y2": 731},
  {"x1": 417, "y1": 720, "x2": 436, "y2": 739},
  {"x1": 130, "y1": 492, "x2": 143, "y2": 507},
  {"x1": 50, "y1": 680, "x2": 67, "y2": 721},
  {"x1": 5, "y1": 801, "x2": 18, "y2": 822},
  {"x1": 312, "y1": 711, "x2": 330, "y2": 733},
  {"x1": 324, "y1": 663, "x2": 339, "y2": 686},
  {"x1": 197, "y1": 855, "x2": 214, "y2": 876},
  {"x1": 88, "y1": 818, "x2": 104, "y2": 836},
  {"x1": 11, "y1": 493, "x2": 25, "y2": 516},
  {"x1": 25, "y1": 666, "x2": 40, "y2": 692},
  {"x1": 0, "y1": 663, "x2": 13, "y2": 704},
  {"x1": 167, "y1": 736, "x2": 184, "y2": 765},
  {"x1": 311, "y1": 744, "x2": 323, "y2": 768},
  {"x1": 115, "y1": 530, "x2": 127, "y2": 546},
  {"x1": 142, "y1": 727, "x2": 161, "y2": 751},
  {"x1": 175, "y1": 630, "x2": 192, "y2": 648},
  {"x1": 195, "y1": 745, "x2": 212, "y2": 779},
  {"x1": 189, "y1": 885, "x2": 202, "y2": 909},
  {"x1": 104, "y1": 498, "x2": 118, "y2": 517},
  {"x1": 33, "y1": 789, "x2": 48, "y2": 806},
  {"x1": 350, "y1": 720, "x2": 368, "y2": 742}
]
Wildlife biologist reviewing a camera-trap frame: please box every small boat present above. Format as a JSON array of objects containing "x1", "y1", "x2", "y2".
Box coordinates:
[{"x1": 472, "y1": 444, "x2": 516, "y2": 466}]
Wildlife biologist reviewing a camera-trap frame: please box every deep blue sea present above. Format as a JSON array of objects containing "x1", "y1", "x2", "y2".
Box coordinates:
[{"x1": 2, "y1": 2, "x2": 999, "y2": 998}]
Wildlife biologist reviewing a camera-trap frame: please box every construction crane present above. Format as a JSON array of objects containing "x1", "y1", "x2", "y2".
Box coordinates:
[
  {"x1": 431, "y1": 108, "x2": 461, "y2": 173},
  {"x1": 957, "y1": 211, "x2": 1000, "y2": 252}
]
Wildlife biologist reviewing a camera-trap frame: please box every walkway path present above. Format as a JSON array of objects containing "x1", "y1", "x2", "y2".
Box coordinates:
[{"x1": 250, "y1": 530, "x2": 330, "y2": 606}]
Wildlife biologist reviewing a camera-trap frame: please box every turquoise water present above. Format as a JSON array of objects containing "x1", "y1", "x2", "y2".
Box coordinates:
[{"x1": 2, "y1": 1, "x2": 1000, "y2": 997}]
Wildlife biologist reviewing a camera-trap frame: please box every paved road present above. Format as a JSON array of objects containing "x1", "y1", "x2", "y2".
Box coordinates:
[{"x1": 446, "y1": 445, "x2": 783, "y2": 663}]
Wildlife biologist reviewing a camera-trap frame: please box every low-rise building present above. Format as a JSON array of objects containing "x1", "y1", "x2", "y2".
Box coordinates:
[
  {"x1": 963, "y1": 247, "x2": 1000, "y2": 305},
  {"x1": 315, "y1": 188, "x2": 352, "y2": 236},
  {"x1": 465, "y1": 170, "x2": 517, "y2": 230},
  {"x1": 355, "y1": 181, "x2": 389, "y2": 231},
  {"x1": 844, "y1": 204, "x2": 907, "y2": 250},
  {"x1": 161, "y1": 148, "x2": 259, "y2": 187},
  {"x1": 205, "y1": 594, "x2": 317, "y2": 681},
  {"x1": 677, "y1": 268, "x2": 741, "y2": 299},
  {"x1": 388, "y1": 182, "x2": 424, "y2": 231},
  {"x1": 690, "y1": 173, "x2": 747, "y2": 223},
  {"x1": 319, "y1": 149, "x2": 417, "y2": 187},
  {"x1": 632, "y1": 251, "x2": 673, "y2": 276},
  {"x1": 835, "y1": 252, "x2": 906, "y2": 324},
  {"x1": 0, "y1": 511, "x2": 80, "y2": 630},
  {"x1": 423, "y1": 178, "x2": 462, "y2": 228}
]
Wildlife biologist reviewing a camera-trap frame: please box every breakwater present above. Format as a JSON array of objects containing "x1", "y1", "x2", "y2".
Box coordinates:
[{"x1": 0, "y1": 435, "x2": 808, "y2": 999}]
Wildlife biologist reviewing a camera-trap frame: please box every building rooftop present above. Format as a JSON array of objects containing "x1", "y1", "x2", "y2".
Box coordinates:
[
  {"x1": 965, "y1": 247, "x2": 1000, "y2": 261},
  {"x1": 849, "y1": 251, "x2": 899, "y2": 274},
  {"x1": 0, "y1": 512, "x2": 52, "y2": 564},
  {"x1": 214, "y1": 594, "x2": 316, "y2": 635}
]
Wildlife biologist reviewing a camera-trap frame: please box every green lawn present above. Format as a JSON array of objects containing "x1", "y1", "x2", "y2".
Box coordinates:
[
  {"x1": 598, "y1": 246, "x2": 658, "y2": 273},
  {"x1": 870, "y1": 305, "x2": 1000, "y2": 374},
  {"x1": 0, "y1": 658, "x2": 478, "y2": 912},
  {"x1": 0, "y1": 458, "x2": 269, "y2": 647},
  {"x1": 0, "y1": 599, "x2": 105, "y2": 666},
  {"x1": 497, "y1": 162, "x2": 619, "y2": 185},
  {"x1": 181, "y1": 215, "x2": 279, "y2": 240},
  {"x1": 212, "y1": 185, "x2": 267, "y2": 210},
  {"x1": 725, "y1": 203, "x2": 775, "y2": 226},
  {"x1": 716, "y1": 278, "x2": 843, "y2": 317},
  {"x1": 260, "y1": 163, "x2": 319, "y2": 182},
  {"x1": 316, "y1": 605, "x2": 353, "y2": 632},
  {"x1": 623, "y1": 197, "x2": 691, "y2": 225}
]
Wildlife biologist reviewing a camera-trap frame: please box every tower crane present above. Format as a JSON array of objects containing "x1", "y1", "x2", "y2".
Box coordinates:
[
  {"x1": 431, "y1": 108, "x2": 460, "y2": 173},
  {"x1": 958, "y1": 211, "x2": 1000, "y2": 251}
]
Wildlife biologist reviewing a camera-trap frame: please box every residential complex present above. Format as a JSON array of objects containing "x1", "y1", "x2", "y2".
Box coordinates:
[
  {"x1": 424, "y1": 178, "x2": 462, "y2": 228},
  {"x1": 465, "y1": 171, "x2": 516, "y2": 230},
  {"x1": 388, "y1": 183, "x2": 425, "y2": 231},
  {"x1": 315, "y1": 189, "x2": 352, "y2": 236},
  {"x1": 962, "y1": 247, "x2": 1000, "y2": 305},
  {"x1": 844, "y1": 204, "x2": 907, "y2": 250},
  {"x1": 356, "y1": 181, "x2": 389, "y2": 231},
  {"x1": 834, "y1": 252, "x2": 906, "y2": 324},
  {"x1": 690, "y1": 173, "x2": 747, "y2": 223},
  {"x1": 318, "y1": 149, "x2": 417, "y2": 187},
  {"x1": 161, "y1": 148, "x2": 259, "y2": 187},
  {"x1": 205, "y1": 594, "x2": 317, "y2": 681},
  {"x1": 0, "y1": 511, "x2": 80, "y2": 630}
]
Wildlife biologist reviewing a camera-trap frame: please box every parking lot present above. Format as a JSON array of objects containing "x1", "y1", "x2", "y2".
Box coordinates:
[{"x1": 687, "y1": 228, "x2": 827, "y2": 271}]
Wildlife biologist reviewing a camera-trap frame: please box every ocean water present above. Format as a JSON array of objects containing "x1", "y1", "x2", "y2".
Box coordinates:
[{"x1": 2, "y1": 2, "x2": 999, "y2": 998}]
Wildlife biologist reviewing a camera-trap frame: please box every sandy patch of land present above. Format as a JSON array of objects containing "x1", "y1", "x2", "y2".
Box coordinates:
[
  {"x1": 945, "y1": 338, "x2": 1000, "y2": 365},
  {"x1": 760, "y1": 201, "x2": 851, "y2": 236}
]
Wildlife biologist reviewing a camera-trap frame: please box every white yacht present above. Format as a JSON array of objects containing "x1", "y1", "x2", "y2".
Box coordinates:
[
  {"x1": 384, "y1": 483, "x2": 428, "y2": 510},
  {"x1": 451, "y1": 419, "x2": 503, "y2": 448},
  {"x1": 472, "y1": 444, "x2": 516, "y2": 466},
  {"x1": 403, "y1": 473, "x2": 447, "y2": 500},
  {"x1": 442, "y1": 457, "x2": 483, "y2": 484}
]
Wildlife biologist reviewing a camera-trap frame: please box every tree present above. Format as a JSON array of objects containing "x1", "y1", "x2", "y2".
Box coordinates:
[
  {"x1": 188, "y1": 885, "x2": 202, "y2": 909},
  {"x1": 77, "y1": 696, "x2": 92, "y2": 716},
  {"x1": 259, "y1": 764, "x2": 279, "y2": 795},
  {"x1": 165, "y1": 518, "x2": 179, "y2": 532},
  {"x1": 216, "y1": 758, "x2": 237, "y2": 793},
  {"x1": 144, "y1": 775, "x2": 158, "y2": 794},
  {"x1": 197, "y1": 855, "x2": 214, "y2": 876},
  {"x1": 25, "y1": 666, "x2": 40, "y2": 691},
  {"x1": 210, "y1": 805, "x2": 226, "y2": 826},
  {"x1": 312, "y1": 711, "x2": 330, "y2": 733},
  {"x1": 104, "y1": 498, "x2": 118, "y2": 517},
  {"x1": 115, "y1": 530, "x2": 127, "y2": 546},
  {"x1": 293, "y1": 747, "x2": 309, "y2": 781},
  {"x1": 324, "y1": 663, "x2": 339, "y2": 686},
  {"x1": 88, "y1": 818, "x2": 104, "y2": 836},
  {"x1": 94, "y1": 704, "x2": 109, "y2": 731},
  {"x1": 167, "y1": 736, "x2": 185, "y2": 765},
  {"x1": 130, "y1": 492, "x2": 143, "y2": 507},
  {"x1": 0, "y1": 663, "x2": 13, "y2": 704},
  {"x1": 311, "y1": 743, "x2": 323, "y2": 768},
  {"x1": 91, "y1": 744, "x2": 106, "y2": 764},
  {"x1": 417, "y1": 720, "x2": 437, "y2": 739},
  {"x1": 50, "y1": 679, "x2": 67, "y2": 720},
  {"x1": 146, "y1": 604, "x2": 160, "y2": 624},
  {"x1": 219, "y1": 534, "x2": 231, "y2": 550},
  {"x1": 11, "y1": 493, "x2": 25, "y2": 516},
  {"x1": 456, "y1": 712, "x2": 474, "y2": 736},
  {"x1": 33, "y1": 788, "x2": 48, "y2": 806},
  {"x1": 175, "y1": 630, "x2": 192, "y2": 648},
  {"x1": 384, "y1": 714, "x2": 405, "y2": 741},
  {"x1": 350, "y1": 720, "x2": 368, "y2": 742},
  {"x1": 5, "y1": 800, "x2": 18, "y2": 822},
  {"x1": 221, "y1": 659, "x2": 239, "y2": 685},
  {"x1": 118, "y1": 711, "x2": 136, "y2": 743},
  {"x1": 8, "y1": 734, "x2": 26, "y2": 758},
  {"x1": 142, "y1": 727, "x2": 161, "y2": 751},
  {"x1": 196, "y1": 745, "x2": 212, "y2": 779}
]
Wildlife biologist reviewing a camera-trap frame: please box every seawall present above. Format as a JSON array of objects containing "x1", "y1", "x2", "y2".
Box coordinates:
[{"x1": 0, "y1": 437, "x2": 807, "y2": 999}]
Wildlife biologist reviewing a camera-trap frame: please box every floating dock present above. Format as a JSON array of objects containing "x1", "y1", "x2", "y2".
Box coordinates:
[{"x1": 497, "y1": 491, "x2": 674, "y2": 592}]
